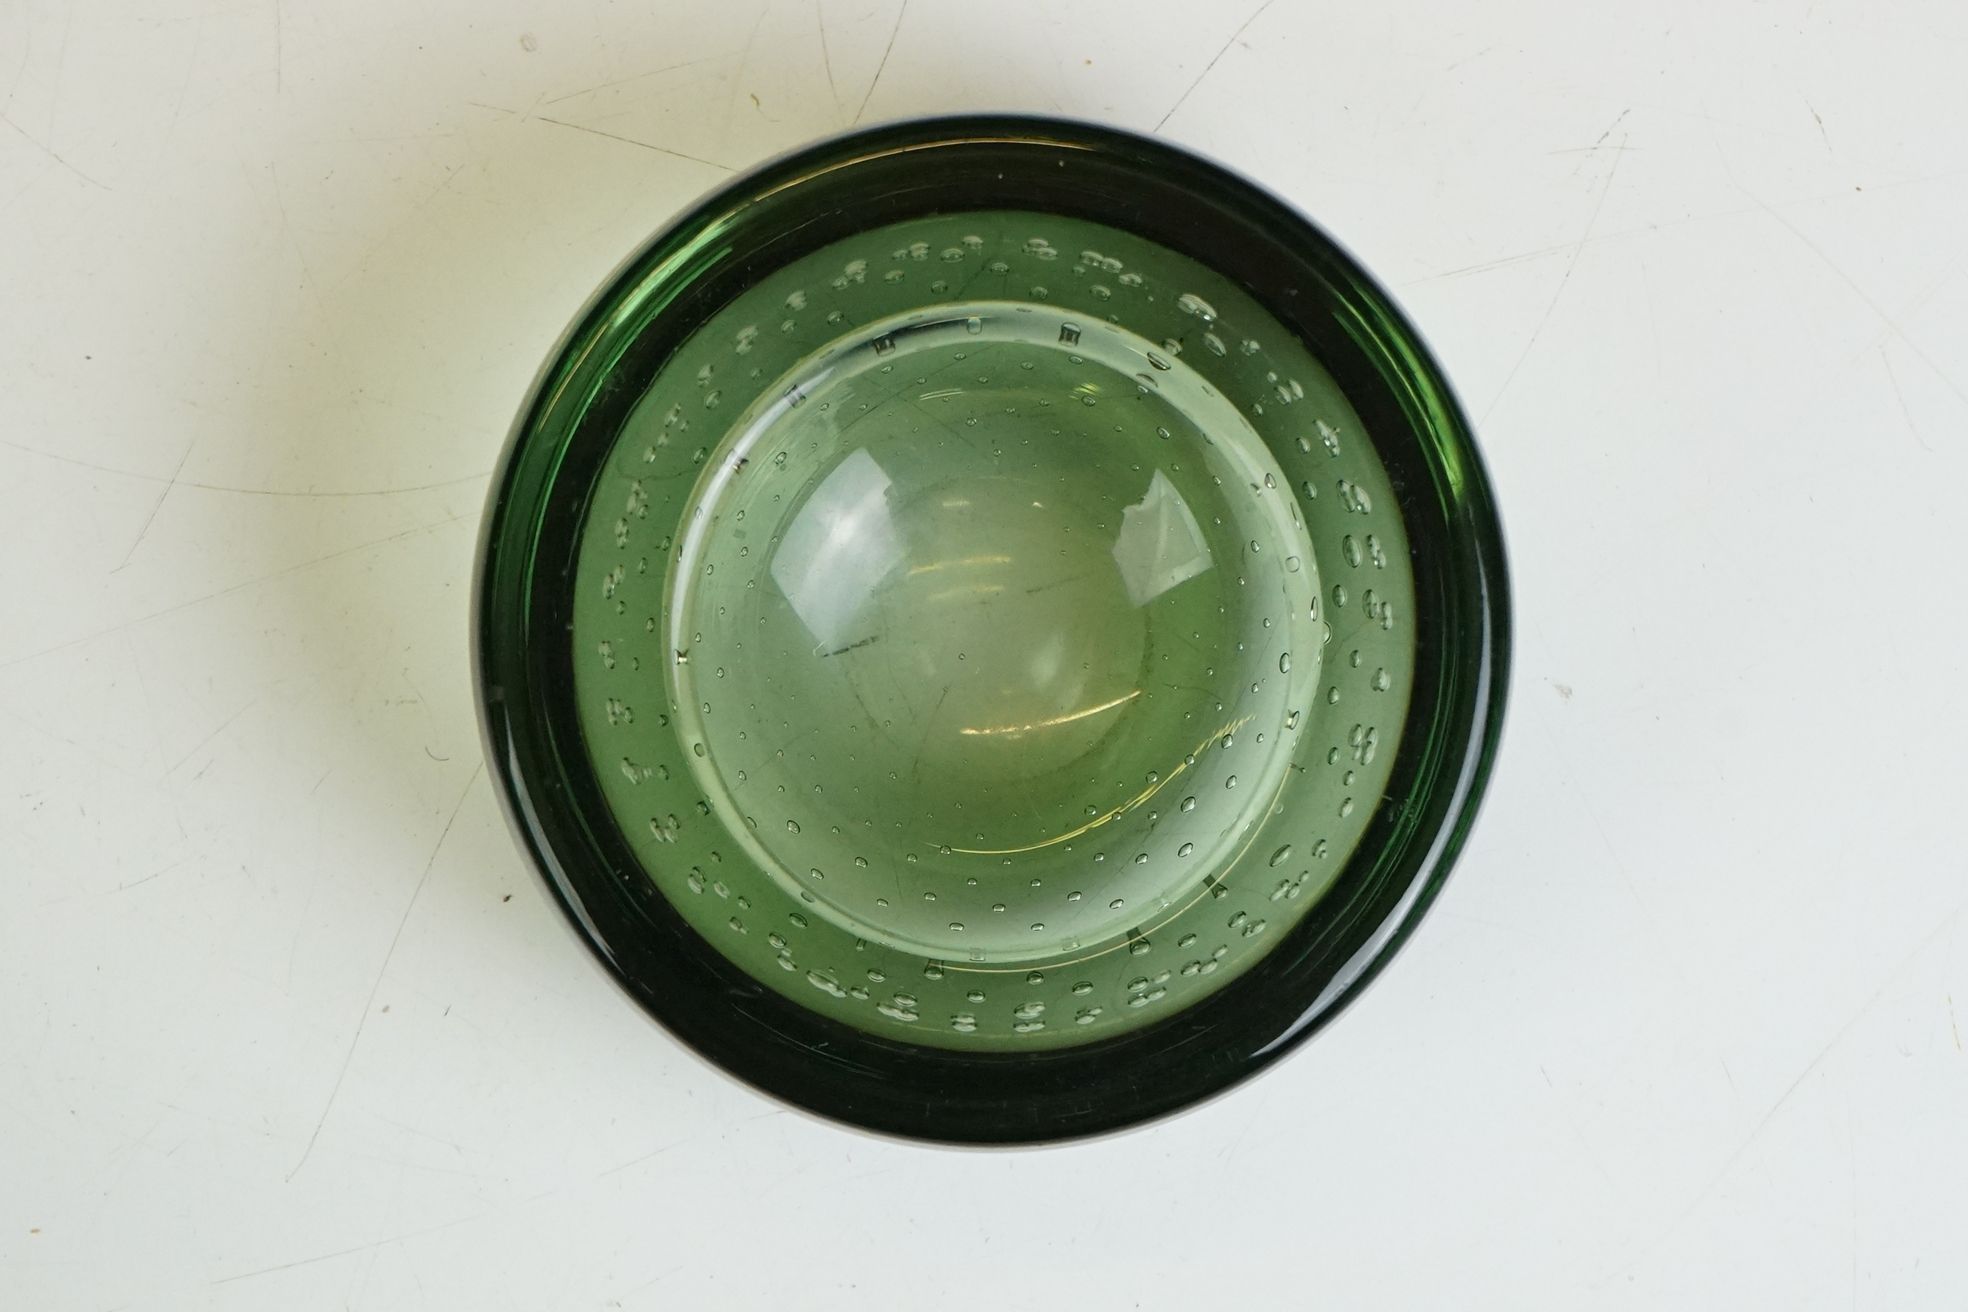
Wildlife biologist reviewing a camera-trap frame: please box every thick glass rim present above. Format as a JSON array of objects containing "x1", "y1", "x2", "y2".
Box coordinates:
[{"x1": 474, "y1": 114, "x2": 1511, "y2": 1144}]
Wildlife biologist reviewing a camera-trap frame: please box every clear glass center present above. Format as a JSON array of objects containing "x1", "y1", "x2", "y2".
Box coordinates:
[{"x1": 669, "y1": 304, "x2": 1319, "y2": 961}]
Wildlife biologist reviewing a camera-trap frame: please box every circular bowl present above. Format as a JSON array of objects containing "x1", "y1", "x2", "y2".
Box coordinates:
[{"x1": 475, "y1": 115, "x2": 1508, "y2": 1144}]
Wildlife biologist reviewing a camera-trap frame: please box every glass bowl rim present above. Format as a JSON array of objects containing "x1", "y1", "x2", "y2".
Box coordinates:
[{"x1": 473, "y1": 113, "x2": 1511, "y2": 1145}]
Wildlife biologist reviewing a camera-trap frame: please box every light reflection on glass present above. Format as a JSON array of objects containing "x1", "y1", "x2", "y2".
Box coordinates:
[
  {"x1": 1111, "y1": 468, "x2": 1213, "y2": 607},
  {"x1": 769, "y1": 447, "x2": 900, "y2": 651}
]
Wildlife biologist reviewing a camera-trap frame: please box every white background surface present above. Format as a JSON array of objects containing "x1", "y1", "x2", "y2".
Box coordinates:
[{"x1": 4, "y1": 1, "x2": 1966, "y2": 1307}]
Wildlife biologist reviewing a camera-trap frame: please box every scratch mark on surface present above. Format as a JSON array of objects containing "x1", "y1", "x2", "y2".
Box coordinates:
[
  {"x1": 1404, "y1": 232, "x2": 1614, "y2": 285},
  {"x1": 112, "y1": 860, "x2": 183, "y2": 894},
  {"x1": 3, "y1": 508, "x2": 472, "y2": 677},
  {"x1": 908, "y1": 683, "x2": 951, "y2": 789},
  {"x1": 1747, "y1": 187, "x2": 1968, "y2": 411},
  {"x1": 168, "y1": 17, "x2": 204, "y2": 135},
  {"x1": 167, "y1": 699, "x2": 257, "y2": 775},
  {"x1": 1847, "y1": 1106, "x2": 1858, "y2": 1311},
  {"x1": 268, "y1": 161, "x2": 321, "y2": 309},
  {"x1": 0, "y1": 16, "x2": 28, "y2": 118},
  {"x1": 114, "y1": 442, "x2": 195, "y2": 572},
  {"x1": 287, "y1": 763, "x2": 482, "y2": 1182},
  {"x1": 1155, "y1": 0, "x2": 1276, "y2": 132},
  {"x1": 1548, "y1": 142, "x2": 1644, "y2": 157},
  {"x1": 1214, "y1": 1083, "x2": 1277, "y2": 1161},
  {"x1": 541, "y1": 53, "x2": 726, "y2": 106},
  {"x1": 816, "y1": 0, "x2": 841, "y2": 123},
  {"x1": 369, "y1": 1112, "x2": 468, "y2": 1155},
  {"x1": 395, "y1": 155, "x2": 475, "y2": 226},
  {"x1": 50, "y1": 3, "x2": 73, "y2": 133},
  {"x1": 123, "y1": 633, "x2": 186, "y2": 847},
  {"x1": 853, "y1": 0, "x2": 908, "y2": 126},
  {"x1": 1951, "y1": 994, "x2": 1961, "y2": 1052},
  {"x1": 1562, "y1": 107, "x2": 1632, "y2": 179},
  {"x1": 1879, "y1": 348, "x2": 1931, "y2": 452},
  {"x1": 1, "y1": 113, "x2": 108, "y2": 190},
  {"x1": 0, "y1": 438, "x2": 490, "y2": 497},
  {"x1": 1860, "y1": 253, "x2": 1963, "y2": 356},
  {"x1": 533, "y1": 115, "x2": 733, "y2": 171},
  {"x1": 1398, "y1": 175, "x2": 1943, "y2": 288},
  {"x1": 819, "y1": 634, "x2": 880, "y2": 657},
  {"x1": 1625, "y1": 889, "x2": 1968, "y2": 1272},
  {"x1": 596, "y1": 1140, "x2": 685, "y2": 1178},
  {"x1": 1479, "y1": 126, "x2": 1627, "y2": 424},
  {"x1": 273, "y1": 0, "x2": 284, "y2": 93},
  {"x1": 608, "y1": 1265, "x2": 686, "y2": 1302},
  {"x1": 725, "y1": 5, "x2": 769, "y2": 132},
  {"x1": 210, "y1": 1194, "x2": 518, "y2": 1285},
  {"x1": 181, "y1": 471, "x2": 491, "y2": 498},
  {"x1": 1808, "y1": 101, "x2": 1828, "y2": 151}
]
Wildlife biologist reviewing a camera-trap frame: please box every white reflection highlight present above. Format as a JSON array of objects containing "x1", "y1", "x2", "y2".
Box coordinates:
[
  {"x1": 958, "y1": 689, "x2": 1141, "y2": 738},
  {"x1": 1112, "y1": 469, "x2": 1213, "y2": 606},
  {"x1": 769, "y1": 448, "x2": 901, "y2": 651}
]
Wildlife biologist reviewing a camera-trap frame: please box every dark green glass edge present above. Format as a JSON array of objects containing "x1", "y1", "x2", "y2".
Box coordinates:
[{"x1": 472, "y1": 115, "x2": 1512, "y2": 1144}]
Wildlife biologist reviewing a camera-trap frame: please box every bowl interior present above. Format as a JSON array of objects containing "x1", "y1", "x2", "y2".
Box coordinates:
[{"x1": 572, "y1": 209, "x2": 1415, "y2": 1049}]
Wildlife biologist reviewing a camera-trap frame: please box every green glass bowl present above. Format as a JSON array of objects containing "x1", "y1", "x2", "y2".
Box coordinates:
[{"x1": 475, "y1": 115, "x2": 1508, "y2": 1143}]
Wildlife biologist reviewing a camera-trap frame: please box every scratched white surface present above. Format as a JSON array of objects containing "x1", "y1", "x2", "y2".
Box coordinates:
[{"x1": 4, "y1": 1, "x2": 1966, "y2": 1307}]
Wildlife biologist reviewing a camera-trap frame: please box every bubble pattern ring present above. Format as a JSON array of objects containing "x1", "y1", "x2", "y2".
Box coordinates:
[{"x1": 475, "y1": 116, "x2": 1510, "y2": 1144}]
